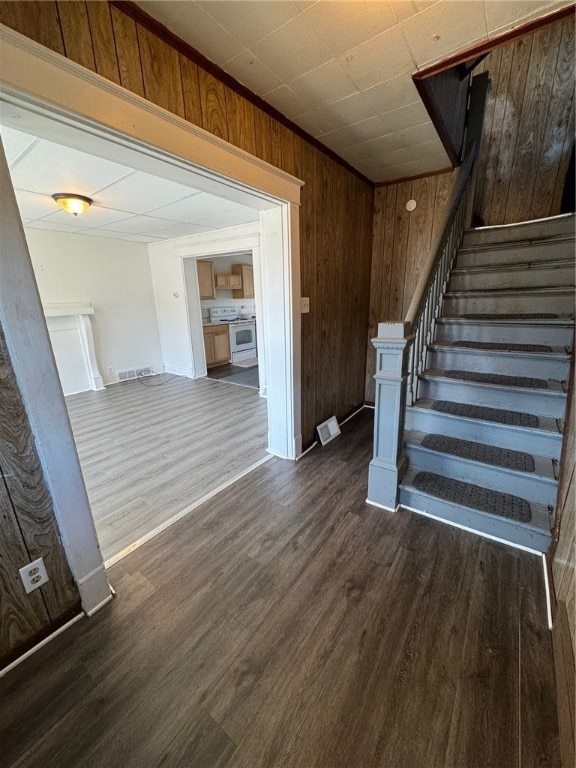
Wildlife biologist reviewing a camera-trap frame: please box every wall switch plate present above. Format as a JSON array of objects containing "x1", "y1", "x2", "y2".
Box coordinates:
[
  {"x1": 19, "y1": 557, "x2": 49, "y2": 594},
  {"x1": 107, "y1": 366, "x2": 114, "y2": 373},
  {"x1": 300, "y1": 297, "x2": 310, "y2": 313}
]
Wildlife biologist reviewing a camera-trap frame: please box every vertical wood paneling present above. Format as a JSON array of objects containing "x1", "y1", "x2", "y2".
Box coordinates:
[
  {"x1": 198, "y1": 68, "x2": 229, "y2": 141},
  {"x1": 110, "y1": 5, "x2": 145, "y2": 97},
  {"x1": 0, "y1": 1, "x2": 64, "y2": 54},
  {"x1": 57, "y1": 1, "x2": 96, "y2": 72},
  {"x1": 86, "y1": 1, "x2": 121, "y2": 85},
  {"x1": 225, "y1": 88, "x2": 256, "y2": 156},
  {"x1": 366, "y1": 171, "x2": 456, "y2": 401},
  {"x1": 179, "y1": 55, "x2": 202, "y2": 127},
  {"x1": 137, "y1": 24, "x2": 185, "y2": 119},
  {"x1": 477, "y1": 17, "x2": 574, "y2": 225},
  {"x1": 0, "y1": 324, "x2": 79, "y2": 664},
  {"x1": 0, "y1": 0, "x2": 373, "y2": 452},
  {"x1": 531, "y1": 20, "x2": 576, "y2": 219}
]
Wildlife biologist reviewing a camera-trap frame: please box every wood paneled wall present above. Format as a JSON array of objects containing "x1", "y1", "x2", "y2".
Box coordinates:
[
  {"x1": 0, "y1": 324, "x2": 79, "y2": 665},
  {"x1": 365, "y1": 171, "x2": 456, "y2": 402},
  {"x1": 475, "y1": 17, "x2": 575, "y2": 225},
  {"x1": 0, "y1": 1, "x2": 374, "y2": 446}
]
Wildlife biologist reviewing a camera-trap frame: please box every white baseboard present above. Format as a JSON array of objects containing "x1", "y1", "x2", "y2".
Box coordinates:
[{"x1": 164, "y1": 364, "x2": 194, "y2": 378}]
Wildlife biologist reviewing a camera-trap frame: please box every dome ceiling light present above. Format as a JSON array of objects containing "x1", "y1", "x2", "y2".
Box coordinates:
[{"x1": 51, "y1": 193, "x2": 93, "y2": 216}]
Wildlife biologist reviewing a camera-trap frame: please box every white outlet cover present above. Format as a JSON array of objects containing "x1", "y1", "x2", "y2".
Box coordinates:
[
  {"x1": 301, "y1": 297, "x2": 310, "y2": 313},
  {"x1": 19, "y1": 557, "x2": 49, "y2": 594}
]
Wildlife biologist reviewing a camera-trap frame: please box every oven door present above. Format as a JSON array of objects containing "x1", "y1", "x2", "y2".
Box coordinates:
[{"x1": 229, "y1": 322, "x2": 256, "y2": 353}]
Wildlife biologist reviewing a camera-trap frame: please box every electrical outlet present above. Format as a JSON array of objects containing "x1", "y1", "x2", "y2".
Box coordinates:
[
  {"x1": 108, "y1": 366, "x2": 114, "y2": 373},
  {"x1": 19, "y1": 557, "x2": 49, "y2": 594},
  {"x1": 300, "y1": 297, "x2": 310, "y2": 313}
]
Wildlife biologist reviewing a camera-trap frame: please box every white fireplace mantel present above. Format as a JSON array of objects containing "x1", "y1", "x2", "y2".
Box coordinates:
[{"x1": 43, "y1": 303, "x2": 104, "y2": 391}]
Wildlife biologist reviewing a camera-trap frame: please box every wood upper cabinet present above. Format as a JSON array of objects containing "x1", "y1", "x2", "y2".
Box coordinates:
[
  {"x1": 197, "y1": 260, "x2": 216, "y2": 299},
  {"x1": 203, "y1": 323, "x2": 230, "y2": 368},
  {"x1": 215, "y1": 273, "x2": 242, "y2": 290},
  {"x1": 232, "y1": 264, "x2": 254, "y2": 298}
]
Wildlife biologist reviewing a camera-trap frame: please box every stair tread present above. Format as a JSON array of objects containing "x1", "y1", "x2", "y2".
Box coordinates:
[
  {"x1": 411, "y1": 399, "x2": 561, "y2": 434},
  {"x1": 445, "y1": 286, "x2": 575, "y2": 297},
  {"x1": 423, "y1": 368, "x2": 565, "y2": 393},
  {"x1": 436, "y1": 316, "x2": 574, "y2": 326},
  {"x1": 401, "y1": 470, "x2": 551, "y2": 530},
  {"x1": 452, "y1": 259, "x2": 575, "y2": 273},
  {"x1": 430, "y1": 341, "x2": 568, "y2": 356},
  {"x1": 405, "y1": 430, "x2": 556, "y2": 479}
]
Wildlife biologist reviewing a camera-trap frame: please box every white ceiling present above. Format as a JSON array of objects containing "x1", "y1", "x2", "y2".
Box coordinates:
[
  {"x1": 0, "y1": 125, "x2": 260, "y2": 242},
  {"x1": 136, "y1": 0, "x2": 570, "y2": 182}
]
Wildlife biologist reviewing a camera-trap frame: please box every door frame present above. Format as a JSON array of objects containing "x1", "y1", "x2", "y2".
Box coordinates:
[{"x1": 0, "y1": 25, "x2": 303, "y2": 614}]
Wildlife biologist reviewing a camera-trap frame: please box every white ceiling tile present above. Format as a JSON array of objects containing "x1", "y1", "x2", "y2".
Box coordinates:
[
  {"x1": 294, "y1": 0, "x2": 317, "y2": 9},
  {"x1": 40, "y1": 205, "x2": 133, "y2": 228},
  {"x1": 193, "y1": 208, "x2": 260, "y2": 229},
  {"x1": 0, "y1": 125, "x2": 38, "y2": 166},
  {"x1": 320, "y1": 116, "x2": 389, "y2": 150},
  {"x1": 159, "y1": 1, "x2": 244, "y2": 65},
  {"x1": 399, "y1": 121, "x2": 438, "y2": 145},
  {"x1": 409, "y1": 138, "x2": 449, "y2": 161},
  {"x1": 14, "y1": 189, "x2": 57, "y2": 219},
  {"x1": 338, "y1": 24, "x2": 416, "y2": 90},
  {"x1": 73, "y1": 229, "x2": 131, "y2": 240},
  {"x1": 142, "y1": 222, "x2": 213, "y2": 239},
  {"x1": 224, "y1": 50, "x2": 283, "y2": 94},
  {"x1": 326, "y1": 90, "x2": 380, "y2": 125},
  {"x1": 117, "y1": 234, "x2": 165, "y2": 243},
  {"x1": 25, "y1": 220, "x2": 89, "y2": 234},
  {"x1": 101, "y1": 215, "x2": 175, "y2": 235},
  {"x1": 484, "y1": 0, "x2": 567, "y2": 34},
  {"x1": 402, "y1": 0, "x2": 487, "y2": 68},
  {"x1": 295, "y1": 109, "x2": 347, "y2": 137},
  {"x1": 390, "y1": 0, "x2": 441, "y2": 23},
  {"x1": 351, "y1": 130, "x2": 408, "y2": 157},
  {"x1": 9, "y1": 140, "x2": 133, "y2": 197},
  {"x1": 199, "y1": 1, "x2": 300, "y2": 47},
  {"x1": 361, "y1": 73, "x2": 421, "y2": 115},
  {"x1": 250, "y1": 15, "x2": 333, "y2": 81},
  {"x1": 94, "y1": 172, "x2": 197, "y2": 215},
  {"x1": 290, "y1": 59, "x2": 359, "y2": 106},
  {"x1": 380, "y1": 101, "x2": 431, "y2": 133},
  {"x1": 151, "y1": 192, "x2": 242, "y2": 222},
  {"x1": 303, "y1": 1, "x2": 398, "y2": 55},
  {"x1": 264, "y1": 85, "x2": 317, "y2": 119}
]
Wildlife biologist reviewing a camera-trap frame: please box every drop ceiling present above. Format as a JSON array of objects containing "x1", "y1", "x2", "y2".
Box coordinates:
[
  {"x1": 136, "y1": 0, "x2": 569, "y2": 182},
  {"x1": 0, "y1": 125, "x2": 260, "y2": 242}
]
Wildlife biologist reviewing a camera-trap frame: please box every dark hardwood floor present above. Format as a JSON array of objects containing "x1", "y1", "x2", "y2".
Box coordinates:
[{"x1": 0, "y1": 410, "x2": 560, "y2": 767}]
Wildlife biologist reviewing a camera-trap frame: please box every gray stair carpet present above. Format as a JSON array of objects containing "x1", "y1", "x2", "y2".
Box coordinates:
[
  {"x1": 412, "y1": 471, "x2": 532, "y2": 522},
  {"x1": 431, "y1": 400, "x2": 539, "y2": 427},
  {"x1": 462, "y1": 313, "x2": 559, "y2": 319},
  {"x1": 444, "y1": 370, "x2": 547, "y2": 388},
  {"x1": 448, "y1": 341, "x2": 552, "y2": 353},
  {"x1": 421, "y1": 434, "x2": 535, "y2": 472}
]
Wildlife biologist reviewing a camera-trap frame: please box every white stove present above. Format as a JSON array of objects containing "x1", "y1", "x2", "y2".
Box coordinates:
[{"x1": 209, "y1": 307, "x2": 257, "y2": 363}]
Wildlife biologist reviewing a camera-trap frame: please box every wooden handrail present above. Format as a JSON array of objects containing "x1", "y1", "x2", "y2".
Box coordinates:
[{"x1": 404, "y1": 143, "x2": 477, "y2": 331}]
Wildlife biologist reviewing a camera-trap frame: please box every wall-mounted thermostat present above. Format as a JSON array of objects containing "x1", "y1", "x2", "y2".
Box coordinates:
[{"x1": 406, "y1": 199, "x2": 417, "y2": 212}]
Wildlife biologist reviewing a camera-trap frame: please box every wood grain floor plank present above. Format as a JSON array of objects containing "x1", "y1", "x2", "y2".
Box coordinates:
[
  {"x1": 0, "y1": 411, "x2": 560, "y2": 768},
  {"x1": 65, "y1": 375, "x2": 267, "y2": 560}
]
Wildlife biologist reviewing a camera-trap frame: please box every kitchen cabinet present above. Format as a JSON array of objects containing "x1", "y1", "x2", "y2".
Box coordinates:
[
  {"x1": 197, "y1": 260, "x2": 216, "y2": 299},
  {"x1": 203, "y1": 323, "x2": 230, "y2": 368},
  {"x1": 215, "y1": 273, "x2": 242, "y2": 290},
  {"x1": 232, "y1": 264, "x2": 254, "y2": 298}
]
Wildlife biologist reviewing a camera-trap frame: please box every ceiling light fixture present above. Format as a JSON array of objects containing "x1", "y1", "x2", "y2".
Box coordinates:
[{"x1": 51, "y1": 193, "x2": 93, "y2": 216}]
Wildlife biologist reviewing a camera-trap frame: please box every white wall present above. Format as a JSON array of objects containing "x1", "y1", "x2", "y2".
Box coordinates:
[{"x1": 25, "y1": 229, "x2": 164, "y2": 385}]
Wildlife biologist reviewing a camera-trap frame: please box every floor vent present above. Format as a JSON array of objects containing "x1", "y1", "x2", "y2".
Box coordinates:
[
  {"x1": 317, "y1": 416, "x2": 341, "y2": 446},
  {"x1": 118, "y1": 367, "x2": 155, "y2": 382}
]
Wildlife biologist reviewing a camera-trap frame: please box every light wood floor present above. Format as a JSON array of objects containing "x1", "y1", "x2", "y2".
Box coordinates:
[
  {"x1": 66, "y1": 375, "x2": 268, "y2": 561},
  {"x1": 0, "y1": 411, "x2": 560, "y2": 767}
]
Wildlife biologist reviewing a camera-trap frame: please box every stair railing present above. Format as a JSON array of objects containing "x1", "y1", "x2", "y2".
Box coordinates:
[
  {"x1": 367, "y1": 72, "x2": 491, "y2": 514},
  {"x1": 404, "y1": 144, "x2": 477, "y2": 406}
]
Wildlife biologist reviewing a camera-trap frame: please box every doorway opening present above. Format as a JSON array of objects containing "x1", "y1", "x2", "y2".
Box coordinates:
[{"x1": 0, "y1": 28, "x2": 302, "y2": 595}]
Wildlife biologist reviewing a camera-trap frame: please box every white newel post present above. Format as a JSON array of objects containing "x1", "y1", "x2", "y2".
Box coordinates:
[{"x1": 367, "y1": 322, "x2": 413, "y2": 512}]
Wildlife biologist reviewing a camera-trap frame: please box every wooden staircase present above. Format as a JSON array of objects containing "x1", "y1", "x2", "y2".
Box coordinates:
[{"x1": 399, "y1": 214, "x2": 575, "y2": 552}]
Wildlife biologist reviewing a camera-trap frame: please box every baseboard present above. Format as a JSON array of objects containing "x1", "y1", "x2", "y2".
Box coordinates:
[
  {"x1": 0, "y1": 613, "x2": 84, "y2": 677},
  {"x1": 552, "y1": 600, "x2": 575, "y2": 768},
  {"x1": 164, "y1": 364, "x2": 194, "y2": 377}
]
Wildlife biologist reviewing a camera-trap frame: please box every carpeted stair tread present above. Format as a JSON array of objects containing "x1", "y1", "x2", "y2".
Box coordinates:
[
  {"x1": 431, "y1": 400, "x2": 539, "y2": 427},
  {"x1": 412, "y1": 471, "x2": 532, "y2": 522},
  {"x1": 444, "y1": 369, "x2": 548, "y2": 388},
  {"x1": 447, "y1": 341, "x2": 553, "y2": 353},
  {"x1": 421, "y1": 434, "x2": 535, "y2": 472},
  {"x1": 462, "y1": 313, "x2": 559, "y2": 320}
]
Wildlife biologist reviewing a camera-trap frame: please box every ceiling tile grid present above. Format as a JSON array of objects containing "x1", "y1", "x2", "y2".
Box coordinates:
[
  {"x1": 0, "y1": 126, "x2": 259, "y2": 241},
  {"x1": 137, "y1": 0, "x2": 570, "y2": 182}
]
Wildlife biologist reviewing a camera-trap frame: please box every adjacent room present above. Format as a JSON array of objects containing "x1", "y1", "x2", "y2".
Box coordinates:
[{"x1": 0, "y1": 123, "x2": 270, "y2": 562}]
